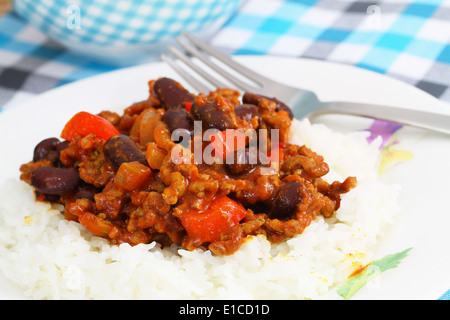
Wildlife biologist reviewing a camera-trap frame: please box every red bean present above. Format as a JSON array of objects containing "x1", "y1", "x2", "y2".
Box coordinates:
[
  {"x1": 75, "y1": 184, "x2": 100, "y2": 201},
  {"x1": 191, "y1": 101, "x2": 233, "y2": 131},
  {"x1": 162, "y1": 108, "x2": 194, "y2": 134},
  {"x1": 234, "y1": 104, "x2": 260, "y2": 122},
  {"x1": 153, "y1": 77, "x2": 195, "y2": 110},
  {"x1": 33, "y1": 137, "x2": 61, "y2": 162},
  {"x1": 269, "y1": 182, "x2": 302, "y2": 219},
  {"x1": 243, "y1": 92, "x2": 293, "y2": 119},
  {"x1": 225, "y1": 149, "x2": 259, "y2": 176},
  {"x1": 103, "y1": 134, "x2": 148, "y2": 169},
  {"x1": 30, "y1": 167, "x2": 80, "y2": 195}
]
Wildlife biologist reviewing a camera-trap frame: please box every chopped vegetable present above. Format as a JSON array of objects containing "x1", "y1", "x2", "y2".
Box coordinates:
[
  {"x1": 114, "y1": 161, "x2": 152, "y2": 191},
  {"x1": 78, "y1": 212, "x2": 114, "y2": 237},
  {"x1": 61, "y1": 111, "x2": 120, "y2": 141},
  {"x1": 337, "y1": 248, "x2": 413, "y2": 300},
  {"x1": 180, "y1": 195, "x2": 247, "y2": 243},
  {"x1": 184, "y1": 101, "x2": 193, "y2": 111},
  {"x1": 146, "y1": 142, "x2": 167, "y2": 170},
  {"x1": 139, "y1": 110, "x2": 162, "y2": 145}
]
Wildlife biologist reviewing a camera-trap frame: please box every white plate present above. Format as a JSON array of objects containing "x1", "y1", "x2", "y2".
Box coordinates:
[{"x1": 1, "y1": 56, "x2": 449, "y2": 300}]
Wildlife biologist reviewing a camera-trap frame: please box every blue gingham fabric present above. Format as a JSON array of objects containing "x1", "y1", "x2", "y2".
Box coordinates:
[
  {"x1": 211, "y1": 0, "x2": 450, "y2": 104},
  {"x1": 14, "y1": 0, "x2": 241, "y2": 45},
  {"x1": 1, "y1": 0, "x2": 450, "y2": 112},
  {"x1": 0, "y1": 0, "x2": 449, "y2": 299}
]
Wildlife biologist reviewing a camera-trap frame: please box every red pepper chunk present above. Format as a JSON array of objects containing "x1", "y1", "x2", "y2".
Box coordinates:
[
  {"x1": 184, "y1": 101, "x2": 193, "y2": 111},
  {"x1": 180, "y1": 195, "x2": 247, "y2": 244},
  {"x1": 61, "y1": 111, "x2": 120, "y2": 141}
]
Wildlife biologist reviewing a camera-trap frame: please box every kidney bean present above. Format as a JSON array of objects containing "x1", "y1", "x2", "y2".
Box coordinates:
[
  {"x1": 243, "y1": 92, "x2": 293, "y2": 119},
  {"x1": 234, "y1": 104, "x2": 260, "y2": 122},
  {"x1": 225, "y1": 149, "x2": 259, "y2": 176},
  {"x1": 56, "y1": 140, "x2": 70, "y2": 153},
  {"x1": 75, "y1": 184, "x2": 100, "y2": 201},
  {"x1": 162, "y1": 108, "x2": 194, "y2": 134},
  {"x1": 191, "y1": 101, "x2": 233, "y2": 131},
  {"x1": 103, "y1": 134, "x2": 148, "y2": 169},
  {"x1": 153, "y1": 77, "x2": 195, "y2": 110},
  {"x1": 30, "y1": 167, "x2": 80, "y2": 195},
  {"x1": 269, "y1": 181, "x2": 302, "y2": 219},
  {"x1": 33, "y1": 137, "x2": 61, "y2": 162}
]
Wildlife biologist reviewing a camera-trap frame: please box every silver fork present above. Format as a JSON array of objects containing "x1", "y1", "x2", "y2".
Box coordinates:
[{"x1": 162, "y1": 32, "x2": 450, "y2": 135}]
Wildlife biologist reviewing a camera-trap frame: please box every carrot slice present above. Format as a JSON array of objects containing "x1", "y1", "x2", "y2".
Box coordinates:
[{"x1": 114, "y1": 161, "x2": 152, "y2": 191}]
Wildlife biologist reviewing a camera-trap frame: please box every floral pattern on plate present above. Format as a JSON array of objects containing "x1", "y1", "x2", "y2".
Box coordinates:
[{"x1": 366, "y1": 120, "x2": 414, "y2": 175}]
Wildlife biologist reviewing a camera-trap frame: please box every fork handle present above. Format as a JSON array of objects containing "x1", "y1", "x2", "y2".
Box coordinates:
[{"x1": 315, "y1": 101, "x2": 450, "y2": 135}]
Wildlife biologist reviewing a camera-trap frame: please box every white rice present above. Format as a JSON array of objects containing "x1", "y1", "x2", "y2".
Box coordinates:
[{"x1": 0, "y1": 119, "x2": 400, "y2": 300}]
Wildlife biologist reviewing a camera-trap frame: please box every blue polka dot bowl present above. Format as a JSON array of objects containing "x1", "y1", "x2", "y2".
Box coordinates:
[{"x1": 14, "y1": 0, "x2": 244, "y2": 65}]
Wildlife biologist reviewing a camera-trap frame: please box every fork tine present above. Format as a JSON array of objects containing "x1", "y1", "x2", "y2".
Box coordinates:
[
  {"x1": 181, "y1": 31, "x2": 273, "y2": 88},
  {"x1": 161, "y1": 54, "x2": 211, "y2": 94},
  {"x1": 175, "y1": 34, "x2": 263, "y2": 93},
  {"x1": 167, "y1": 45, "x2": 228, "y2": 89}
]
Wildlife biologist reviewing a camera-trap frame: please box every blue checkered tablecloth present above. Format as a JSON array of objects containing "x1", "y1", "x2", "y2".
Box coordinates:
[
  {"x1": 211, "y1": 0, "x2": 450, "y2": 102},
  {"x1": 1, "y1": 0, "x2": 450, "y2": 112},
  {"x1": 0, "y1": 0, "x2": 449, "y2": 299}
]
